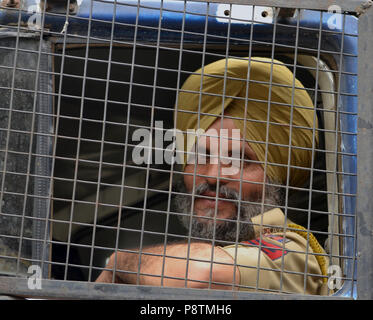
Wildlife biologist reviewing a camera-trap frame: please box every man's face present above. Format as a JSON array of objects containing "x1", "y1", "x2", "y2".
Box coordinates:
[
  {"x1": 174, "y1": 118, "x2": 281, "y2": 242},
  {"x1": 183, "y1": 118, "x2": 265, "y2": 223}
]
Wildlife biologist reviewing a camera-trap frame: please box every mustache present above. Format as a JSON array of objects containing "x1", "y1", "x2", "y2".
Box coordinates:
[
  {"x1": 172, "y1": 179, "x2": 284, "y2": 243},
  {"x1": 172, "y1": 181, "x2": 257, "y2": 243},
  {"x1": 193, "y1": 183, "x2": 243, "y2": 202},
  {"x1": 184, "y1": 182, "x2": 263, "y2": 215}
]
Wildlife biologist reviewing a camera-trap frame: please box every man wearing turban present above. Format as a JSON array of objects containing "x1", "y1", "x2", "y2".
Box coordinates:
[{"x1": 96, "y1": 57, "x2": 329, "y2": 295}]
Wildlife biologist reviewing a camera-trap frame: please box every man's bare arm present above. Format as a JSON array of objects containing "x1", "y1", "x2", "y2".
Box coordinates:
[{"x1": 95, "y1": 242, "x2": 240, "y2": 290}]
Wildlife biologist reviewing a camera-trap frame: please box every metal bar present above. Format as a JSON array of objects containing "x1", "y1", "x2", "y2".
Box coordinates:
[
  {"x1": 135, "y1": 0, "x2": 164, "y2": 286},
  {"x1": 0, "y1": 276, "x2": 351, "y2": 300},
  {"x1": 33, "y1": 37, "x2": 54, "y2": 281},
  {"x1": 86, "y1": 0, "x2": 117, "y2": 283},
  {"x1": 280, "y1": 7, "x2": 301, "y2": 294},
  {"x1": 63, "y1": 0, "x2": 91, "y2": 281},
  {"x1": 356, "y1": 3, "x2": 373, "y2": 300},
  {"x1": 255, "y1": 4, "x2": 278, "y2": 292},
  {"x1": 111, "y1": 0, "x2": 141, "y2": 284},
  {"x1": 302, "y1": 10, "x2": 323, "y2": 295},
  {"x1": 186, "y1": 0, "x2": 371, "y2": 13},
  {"x1": 183, "y1": 1, "x2": 210, "y2": 289},
  {"x1": 231, "y1": 4, "x2": 256, "y2": 292},
  {"x1": 160, "y1": 0, "x2": 187, "y2": 287},
  {"x1": 209, "y1": 1, "x2": 234, "y2": 290},
  {"x1": 330, "y1": 11, "x2": 347, "y2": 297}
]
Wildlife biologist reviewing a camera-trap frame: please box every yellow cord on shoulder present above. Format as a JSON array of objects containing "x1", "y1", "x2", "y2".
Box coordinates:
[{"x1": 287, "y1": 223, "x2": 328, "y2": 283}]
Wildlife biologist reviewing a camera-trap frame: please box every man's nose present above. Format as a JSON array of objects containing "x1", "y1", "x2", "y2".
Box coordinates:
[{"x1": 204, "y1": 161, "x2": 232, "y2": 186}]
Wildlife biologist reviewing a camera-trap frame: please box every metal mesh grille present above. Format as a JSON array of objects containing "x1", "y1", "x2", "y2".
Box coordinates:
[{"x1": 0, "y1": 0, "x2": 361, "y2": 298}]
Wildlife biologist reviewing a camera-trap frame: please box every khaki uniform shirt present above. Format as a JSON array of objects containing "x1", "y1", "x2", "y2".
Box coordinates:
[{"x1": 220, "y1": 208, "x2": 330, "y2": 295}]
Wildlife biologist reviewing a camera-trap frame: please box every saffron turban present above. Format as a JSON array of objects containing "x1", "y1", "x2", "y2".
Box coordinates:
[{"x1": 175, "y1": 57, "x2": 318, "y2": 188}]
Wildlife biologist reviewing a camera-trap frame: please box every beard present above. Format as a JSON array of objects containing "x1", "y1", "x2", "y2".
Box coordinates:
[{"x1": 173, "y1": 180, "x2": 283, "y2": 244}]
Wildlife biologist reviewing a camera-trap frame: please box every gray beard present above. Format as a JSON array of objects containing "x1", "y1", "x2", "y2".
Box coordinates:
[{"x1": 173, "y1": 180, "x2": 283, "y2": 244}]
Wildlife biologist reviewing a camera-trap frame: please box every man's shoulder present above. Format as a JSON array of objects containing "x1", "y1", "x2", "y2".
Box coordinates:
[{"x1": 219, "y1": 230, "x2": 313, "y2": 263}]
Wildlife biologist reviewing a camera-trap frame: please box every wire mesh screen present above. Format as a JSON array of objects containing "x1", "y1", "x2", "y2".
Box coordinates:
[{"x1": 0, "y1": 0, "x2": 360, "y2": 298}]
